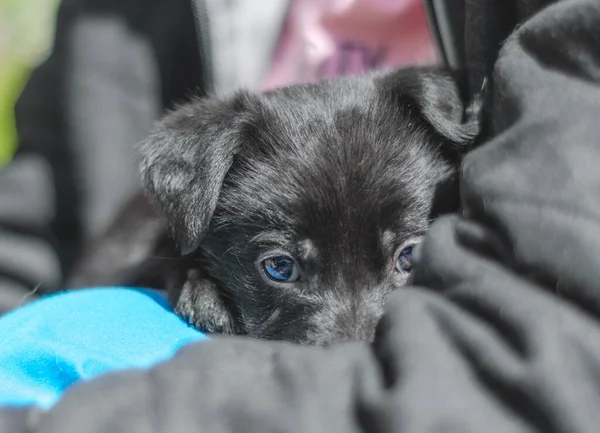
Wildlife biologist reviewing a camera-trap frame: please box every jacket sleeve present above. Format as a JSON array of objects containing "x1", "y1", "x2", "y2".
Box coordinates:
[
  {"x1": 1, "y1": 0, "x2": 599, "y2": 431},
  {"x1": 0, "y1": 0, "x2": 203, "y2": 312}
]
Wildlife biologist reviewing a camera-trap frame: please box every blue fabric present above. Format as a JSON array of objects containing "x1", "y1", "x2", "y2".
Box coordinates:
[{"x1": 0, "y1": 288, "x2": 206, "y2": 408}]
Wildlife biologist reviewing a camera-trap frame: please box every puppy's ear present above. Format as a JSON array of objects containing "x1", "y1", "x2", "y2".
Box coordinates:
[
  {"x1": 139, "y1": 93, "x2": 251, "y2": 254},
  {"x1": 376, "y1": 67, "x2": 484, "y2": 148}
]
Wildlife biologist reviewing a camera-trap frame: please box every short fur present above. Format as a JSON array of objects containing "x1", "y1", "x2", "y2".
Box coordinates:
[{"x1": 68, "y1": 67, "x2": 481, "y2": 345}]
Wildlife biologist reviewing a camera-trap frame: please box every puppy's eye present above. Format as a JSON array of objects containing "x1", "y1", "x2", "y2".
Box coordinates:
[
  {"x1": 395, "y1": 244, "x2": 417, "y2": 274},
  {"x1": 263, "y1": 256, "x2": 299, "y2": 282}
]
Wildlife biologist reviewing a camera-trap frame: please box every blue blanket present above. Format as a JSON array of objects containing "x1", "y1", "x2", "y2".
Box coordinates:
[{"x1": 0, "y1": 288, "x2": 206, "y2": 408}]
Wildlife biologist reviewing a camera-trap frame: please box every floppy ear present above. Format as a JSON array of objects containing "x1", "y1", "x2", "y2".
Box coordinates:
[
  {"x1": 139, "y1": 93, "x2": 251, "y2": 254},
  {"x1": 376, "y1": 67, "x2": 484, "y2": 148}
]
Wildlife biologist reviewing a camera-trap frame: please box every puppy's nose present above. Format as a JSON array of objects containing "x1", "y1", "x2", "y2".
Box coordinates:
[
  {"x1": 330, "y1": 313, "x2": 379, "y2": 344},
  {"x1": 315, "y1": 327, "x2": 376, "y2": 347},
  {"x1": 308, "y1": 290, "x2": 388, "y2": 345}
]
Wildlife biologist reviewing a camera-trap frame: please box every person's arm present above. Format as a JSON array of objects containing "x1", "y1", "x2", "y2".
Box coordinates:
[
  {"x1": 0, "y1": 153, "x2": 60, "y2": 312},
  {"x1": 0, "y1": 0, "x2": 205, "y2": 312}
]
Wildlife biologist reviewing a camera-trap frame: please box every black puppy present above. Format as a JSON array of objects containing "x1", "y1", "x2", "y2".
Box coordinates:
[{"x1": 69, "y1": 67, "x2": 481, "y2": 345}]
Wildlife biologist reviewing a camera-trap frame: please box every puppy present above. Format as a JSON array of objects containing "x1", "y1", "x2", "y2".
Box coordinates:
[{"x1": 68, "y1": 67, "x2": 481, "y2": 345}]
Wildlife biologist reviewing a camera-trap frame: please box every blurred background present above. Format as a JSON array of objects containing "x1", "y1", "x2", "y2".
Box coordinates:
[{"x1": 0, "y1": 0, "x2": 58, "y2": 166}]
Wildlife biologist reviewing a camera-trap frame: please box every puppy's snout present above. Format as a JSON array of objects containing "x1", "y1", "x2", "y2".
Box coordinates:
[
  {"x1": 312, "y1": 318, "x2": 378, "y2": 346},
  {"x1": 332, "y1": 310, "x2": 379, "y2": 343},
  {"x1": 307, "y1": 291, "x2": 387, "y2": 346}
]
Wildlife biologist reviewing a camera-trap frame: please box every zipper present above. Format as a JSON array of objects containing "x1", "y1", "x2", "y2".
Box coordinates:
[{"x1": 190, "y1": 0, "x2": 215, "y2": 95}]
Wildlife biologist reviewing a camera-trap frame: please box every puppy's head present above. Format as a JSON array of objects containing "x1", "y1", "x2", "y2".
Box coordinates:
[{"x1": 140, "y1": 68, "x2": 481, "y2": 345}]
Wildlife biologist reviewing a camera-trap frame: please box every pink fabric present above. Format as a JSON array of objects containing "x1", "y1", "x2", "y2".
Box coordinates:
[{"x1": 262, "y1": 0, "x2": 437, "y2": 91}]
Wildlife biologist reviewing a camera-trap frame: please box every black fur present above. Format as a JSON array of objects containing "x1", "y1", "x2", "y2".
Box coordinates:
[{"x1": 69, "y1": 67, "x2": 481, "y2": 345}]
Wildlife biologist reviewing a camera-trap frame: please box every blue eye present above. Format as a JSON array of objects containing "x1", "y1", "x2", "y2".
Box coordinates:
[
  {"x1": 263, "y1": 256, "x2": 299, "y2": 282},
  {"x1": 395, "y1": 244, "x2": 416, "y2": 274}
]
